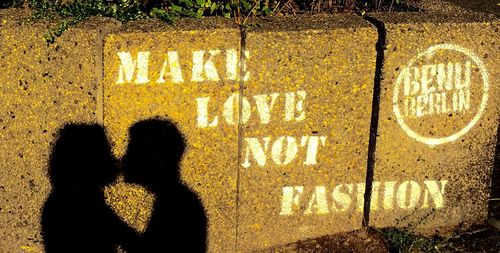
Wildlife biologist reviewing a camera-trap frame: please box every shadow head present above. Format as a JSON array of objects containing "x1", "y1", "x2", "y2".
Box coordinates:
[
  {"x1": 48, "y1": 123, "x2": 117, "y2": 189},
  {"x1": 122, "y1": 118, "x2": 186, "y2": 190}
]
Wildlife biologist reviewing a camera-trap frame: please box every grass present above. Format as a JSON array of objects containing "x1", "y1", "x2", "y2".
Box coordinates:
[
  {"x1": 379, "y1": 228, "x2": 451, "y2": 253},
  {"x1": 0, "y1": 0, "x2": 405, "y2": 43}
]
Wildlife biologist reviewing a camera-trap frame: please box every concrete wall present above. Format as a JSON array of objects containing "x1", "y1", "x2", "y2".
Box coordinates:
[
  {"x1": 0, "y1": 9, "x2": 119, "y2": 252},
  {"x1": 0, "y1": 0, "x2": 498, "y2": 252},
  {"x1": 369, "y1": 0, "x2": 500, "y2": 235}
]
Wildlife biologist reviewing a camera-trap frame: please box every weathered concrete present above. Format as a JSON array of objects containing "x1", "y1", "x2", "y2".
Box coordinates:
[
  {"x1": 1, "y1": 1, "x2": 499, "y2": 251},
  {"x1": 368, "y1": 0, "x2": 500, "y2": 235},
  {"x1": 102, "y1": 18, "x2": 241, "y2": 252},
  {"x1": 0, "y1": 9, "x2": 119, "y2": 252},
  {"x1": 237, "y1": 15, "x2": 377, "y2": 251}
]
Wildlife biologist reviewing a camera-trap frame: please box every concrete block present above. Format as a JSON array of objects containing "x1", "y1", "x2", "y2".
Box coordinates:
[
  {"x1": 0, "y1": 9, "x2": 118, "y2": 252},
  {"x1": 237, "y1": 15, "x2": 377, "y2": 251},
  {"x1": 369, "y1": 0, "x2": 500, "y2": 234},
  {"x1": 103, "y1": 18, "x2": 241, "y2": 252}
]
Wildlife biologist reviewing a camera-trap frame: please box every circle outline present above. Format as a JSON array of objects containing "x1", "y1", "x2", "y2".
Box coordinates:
[{"x1": 392, "y1": 44, "x2": 490, "y2": 146}]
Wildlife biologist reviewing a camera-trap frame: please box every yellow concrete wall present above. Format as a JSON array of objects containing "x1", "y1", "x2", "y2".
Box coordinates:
[
  {"x1": 369, "y1": 0, "x2": 500, "y2": 235},
  {"x1": 0, "y1": 1, "x2": 498, "y2": 252},
  {"x1": 238, "y1": 15, "x2": 376, "y2": 251},
  {"x1": 103, "y1": 18, "x2": 241, "y2": 252},
  {"x1": 0, "y1": 9, "x2": 119, "y2": 253},
  {"x1": 100, "y1": 16, "x2": 377, "y2": 252}
]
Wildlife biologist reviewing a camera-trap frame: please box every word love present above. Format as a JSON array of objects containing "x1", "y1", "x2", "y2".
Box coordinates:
[
  {"x1": 115, "y1": 49, "x2": 250, "y2": 84},
  {"x1": 280, "y1": 180, "x2": 448, "y2": 215},
  {"x1": 196, "y1": 91, "x2": 306, "y2": 127}
]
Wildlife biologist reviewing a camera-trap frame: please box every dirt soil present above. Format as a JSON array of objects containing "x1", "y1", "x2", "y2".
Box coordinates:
[
  {"x1": 295, "y1": 229, "x2": 389, "y2": 253},
  {"x1": 445, "y1": 0, "x2": 499, "y2": 17},
  {"x1": 438, "y1": 226, "x2": 500, "y2": 253},
  {"x1": 259, "y1": 228, "x2": 389, "y2": 253}
]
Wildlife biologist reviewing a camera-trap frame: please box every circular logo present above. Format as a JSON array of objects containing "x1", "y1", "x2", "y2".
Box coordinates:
[{"x1": 393, "y1": 44, "x2": 489, "y2": 146}]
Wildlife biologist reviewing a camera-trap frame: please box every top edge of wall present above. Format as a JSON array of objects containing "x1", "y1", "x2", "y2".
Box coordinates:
[
  {"x1": 244, "y1": 14, "x2": 373, "y2": 32},
  {"x1": 110, "y1": 17, "x2": 239, "y2": 34},
  {"x1": 1, "y1": 0, "x2": 497, "y2": 33},
  {"x1": 368, "y1": 0, "x2": 499, "y2": 24}
]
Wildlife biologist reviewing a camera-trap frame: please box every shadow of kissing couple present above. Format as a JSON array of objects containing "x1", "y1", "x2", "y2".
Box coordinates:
[{"x1": 42, "y1": 118, "x2": 207, "y2": 253}]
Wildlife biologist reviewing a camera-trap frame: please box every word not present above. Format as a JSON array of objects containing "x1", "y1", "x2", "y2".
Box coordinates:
[
  {"x1": 280, "y1": 180, "x2": 448, "y2": 215},
  {"x1": 242, "y1": 135, "x2": 327, "y2": 168},
  {"x1": 196, "y1": 91, "x2": 306, "y2": 127},
  {"x1": 398, "y1": 61, "x2": 471, "y2": 118},
  {"x1": 115, "y1": 49, "x2": 250, "y2": 84}
]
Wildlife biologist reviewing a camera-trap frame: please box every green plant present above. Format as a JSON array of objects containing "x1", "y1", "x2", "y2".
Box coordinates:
[
  {"x1": 25, "y1": 0, "x2": 281, "y2": 43},
  {"x1": 26, "y1": 0, "x2": 150, "y2": 42},
  {"x1": 371, "y1": 0, "x2": 401, "y2": 11},
  {"x1": 18, "y1": 0, "x2": 403, "y2": 43},
  {"x1": 0, "y1": 0, "x2": 23, "y2": 8},
  {"x1": 379, "y1": 228, "x2": 450, "y2": 253}
]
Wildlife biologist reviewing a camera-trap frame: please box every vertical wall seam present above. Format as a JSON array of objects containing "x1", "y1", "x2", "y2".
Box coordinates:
[
  {"x1": 362, "y1": 15, "x2": 386, "y2": 228},
  {"x1": 95, "y1": 20, "x2": 122, "y2": 125},
  {"x1": 235, "y1": 26, "x2": 247, "y2": 252},
  {"x1": 95, "y1": 27, "x2": 105, "y2": 125}
]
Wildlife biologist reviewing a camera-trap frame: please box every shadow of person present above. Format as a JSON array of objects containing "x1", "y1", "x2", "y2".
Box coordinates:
[
  {"x1": 42, "y1": 123, "x2": 139, "y2": 253},
  {"x1": 122, "y1": 118, "x2": 207, "y2": 253}
]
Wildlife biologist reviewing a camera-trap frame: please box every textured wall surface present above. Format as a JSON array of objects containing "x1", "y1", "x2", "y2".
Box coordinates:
[
  {"x1": 369, "y1": 1, "x2": 500, "y2": 235},
  {"x1": 238, "y1": 15, "x2": 376, "y2": 251},
  {"x1": 0, "y1": 9, "x2": 119, "y2": 253},
  {"x1": 103, "y1": 18, "x2": 241, "y2": 252},
  {"x1": 0, "y1": 0, "x2": 498, "y2": 252}
]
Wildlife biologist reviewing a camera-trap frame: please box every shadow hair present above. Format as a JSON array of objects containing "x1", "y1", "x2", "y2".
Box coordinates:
[
  {"x1": 121, "y1": 118, "x2": 207, "y2": 252},
  {"x1": 42, "y1": 123, "x2": 138, "y2": 253}
]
